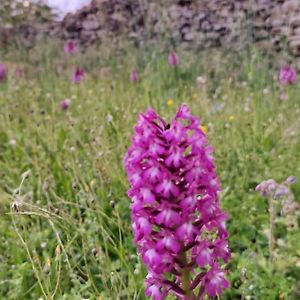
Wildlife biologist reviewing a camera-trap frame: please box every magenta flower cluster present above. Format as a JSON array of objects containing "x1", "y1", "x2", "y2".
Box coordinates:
[
  {"x1": 124, "y1": 104, "x2": 230, "y2": 299},
  {"x1": 64, "y1": 40, "x2": 77, "y2": 54},
  {"x1": 279, "y1": 65, "x2": 297, "y2": 85},
  {"x1": 72, "y1": 67, "x2": 85, "y2": 84},
  {"x1": 0, "y1": 63, "x2": 6, "y2": 82},
  {"x1": 60, "y1": 99, "x2": 71, "y2": 110},
  {"x1": 130, "y1": 70, "x2": 138, "y2": 82},
  {"x1": 168, "y1": 50, "x2": 180, "y2": 66}
]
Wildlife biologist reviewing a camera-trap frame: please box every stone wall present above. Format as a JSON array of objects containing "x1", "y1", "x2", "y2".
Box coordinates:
[{"x1": 2, "y1": 0, "x2": 300, "y2": 60}]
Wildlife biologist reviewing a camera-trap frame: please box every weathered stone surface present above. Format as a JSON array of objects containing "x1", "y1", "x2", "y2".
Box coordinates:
[
  {"x1": 282, "y1": 0, "x2": 300, "y2": 13},
  {"x1": 82, "y1": 20, "x2": 101, "y2": 31},
  {"x1": 289, "y1": 36, "x2": 300, "y2": 47},
  {"x1": 291, "y1": 16, "x2": 300, "y2": 27},
  {"x1": 2, "y1": 0, "x2": 300, "y2": 60},
  {"x1": 48, "y1": 0, "x2": 300, "y2": 56}
]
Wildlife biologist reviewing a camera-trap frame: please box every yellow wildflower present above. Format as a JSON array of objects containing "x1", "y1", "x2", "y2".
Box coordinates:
[
  {"x1": 228, "y1": 115, "x2": 235, "y2": 122},
  {"x1": 166, "y1": 99, "x2": 174, "y2": 107},
  {"x1": 200, "y1": 125, "x2": 208, "y2": 135}
]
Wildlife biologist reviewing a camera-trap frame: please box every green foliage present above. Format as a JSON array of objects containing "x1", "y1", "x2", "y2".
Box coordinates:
[{"x1": 0, "y1": 44, "x2": 299, "y2": 299}]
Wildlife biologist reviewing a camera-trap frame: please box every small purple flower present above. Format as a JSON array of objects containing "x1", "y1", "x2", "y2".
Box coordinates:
[
  {"x1": 130, "y1": 70, "x2": 138, "y2": 82},
  {"x1": 195, "y1": 241, "x2": 214, "y2": 267},
  {"x1": 282, "y1": 199, "x2": 300, "y2": 215},
  {"x1": 285, "y1": 176, "x2": 296, "y2": 185},
  {"x1": 274, "y1": 185, "x2": 290, "y2": 199},
  {"x1": 255, "y1": 179, "x2": 276, "y2": 196},
  {"x1": 168, "y1": 50, "x2": 179, "y2": 66},
  {"x1": 256, "y1": 177, "x2": 296, "y2": 199},
  {"x1": 124, "y1": 104, "x2": 230, "y2": 299},
  {"x1": 202, "y1": 263, "x2": 229, "y2": 297},
  {"x1": 15, "y1": 67, "x2": 24, "y2": 79},
  {"x1": 60, "y1": 99, "x2": 71, "y2": 110},
  {"x1": 72, "y1": 67, "x2": 85, "y2": 84},
  {"x1": 0, "y1": 64, "x2": 6, "y2": 82},
  {"x1": 145, "y1": 274, "x2": 168, "y2": 300},
  {"x1": 64, "y1": 40, "x2": 77, "y2": 54},
  {"x1": 279, "y1": 65, "x2": 297, "y2": 85}
]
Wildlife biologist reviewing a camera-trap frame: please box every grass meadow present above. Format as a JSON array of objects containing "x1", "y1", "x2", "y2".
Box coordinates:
[{"x1": 0, "y1": 43, "x2": 300, "y2": 299}]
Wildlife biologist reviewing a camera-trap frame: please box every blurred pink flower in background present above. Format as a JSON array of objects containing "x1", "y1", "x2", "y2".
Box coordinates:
[
  {"x1": 64, "y1": 40, "x2": 77, "y2": 54},
  {"x1": 168, "y1": 50, "x2": 179, "y2": 66},
  {"x1": 15, "y1": 67, "x2": 24, "y2": 79},
  {"x1": 279, "y1": 65, "x2": 297, "y2": 85},
  {"x1": 72, "y1": 67, "x2": 85, "y2": 84},
  {"x1": 130, "y1": 70, "x2": 138, "y2": 82},
  {"x1": 60, "y1": 99, "x2": 71, "y2": 110},
  {"x1": 99, "y1": 66, "x2": 110, "y2": 79},
  {"x1": 0, "y1": 64, "x2": 6, "y2": 81}
]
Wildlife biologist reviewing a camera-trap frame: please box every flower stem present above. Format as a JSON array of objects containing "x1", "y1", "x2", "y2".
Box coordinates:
[
  {"x1": 268, "y1": 195, "x2": 275, "y2": 260},
  {"x1": 180, "y1": 249, "x2": 195, "y2": 299}
]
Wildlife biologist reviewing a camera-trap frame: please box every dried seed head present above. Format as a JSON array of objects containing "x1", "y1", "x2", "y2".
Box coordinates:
[
  {"x1": 21, "y1": 170, "x2": 31, "y2": 180},
  {"x1": 11, "y1": 201, "x2": 20, "y2": 212},
  {"x1": 55, "y1": 245, "x2": 61, "y2": 259},
  {"x1": 240, "y1": 267, "x2": 247, "y2": 278},
  {"x1": 72, "y1": 181, "x2": 79, "y2": 190},
  {"x1": 43, "y1": 257, "x2": 51, "y2": 274},
  {"x1": 42, "y1": 180, "x2": 49, "y2": 192},
  {"x1": 92, "y1": 247, "x2": 98, "y2": 256},
  {"x1": 11, "y1": 197, "x2": 22, "y2": 212}
]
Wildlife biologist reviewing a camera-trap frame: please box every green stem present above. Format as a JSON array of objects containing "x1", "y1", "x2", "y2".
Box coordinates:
[
  {"x1": 180, "y1": 250, "x2": 195, "y2": 299},
  {"x1": 268, "y1": 195, "x2": 275, "y2": 261}
]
